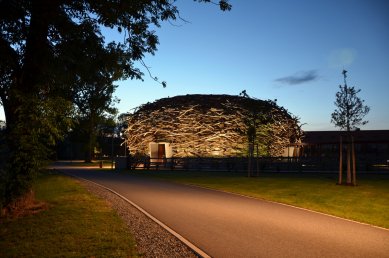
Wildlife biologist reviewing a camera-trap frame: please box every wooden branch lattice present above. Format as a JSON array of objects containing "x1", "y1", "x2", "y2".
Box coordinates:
[{"x1": 124, "y1": 94, "x2": 302, "y2": 157}]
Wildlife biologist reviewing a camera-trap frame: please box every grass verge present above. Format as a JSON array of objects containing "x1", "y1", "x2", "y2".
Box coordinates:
[
  {"x1": 132, "y1": 170, "x2": 389, "y2": 229},
  {"x1": 0, "y1": 171, "x2": 138, "y2": 257}
]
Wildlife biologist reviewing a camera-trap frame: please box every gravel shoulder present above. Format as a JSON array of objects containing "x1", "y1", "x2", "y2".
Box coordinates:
[{"x1": 79, "y1": 179, "x2": 198, "y2": 258}]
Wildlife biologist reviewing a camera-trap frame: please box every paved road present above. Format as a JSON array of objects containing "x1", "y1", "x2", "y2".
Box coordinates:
[{"x1": 61, "y1": 168, "x2": 389, "y2": 258}]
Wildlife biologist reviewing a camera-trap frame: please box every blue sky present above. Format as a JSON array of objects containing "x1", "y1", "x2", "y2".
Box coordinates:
[
  {"x1": 112, "y1": 0, "x2": 389, "y2": 131},
  {"x1": 1, "y1": 0, "x2": 388, "y2": 131}
]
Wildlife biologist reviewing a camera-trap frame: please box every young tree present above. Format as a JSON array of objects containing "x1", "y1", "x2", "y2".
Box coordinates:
[
  {"x1": 331, "y1": 70, "x2": 370, "y2": 185},
  {"x1": 0, "y1": 0, "x2": 231, "y2": 212},
  {"x1": 239, "y1": 91, "x2": 302, "y2": 177},
  {"x1": 331, "y1": 70, "x2": 370, "y2": 131}
]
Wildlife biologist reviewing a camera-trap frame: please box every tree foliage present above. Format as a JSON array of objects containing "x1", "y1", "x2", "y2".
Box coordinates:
[
  {"x1": 70, "y1": 34, "x2": 121, "y2": 162},
  {"x1": 71, "y1": 81, "x2": 119, "y2": 162},
  {"x1": 331, "y1": 71, "x2": 370, "y2": 131},
  {"x1": 0, "y1": 0, "x2": 231, "y2": 209}
]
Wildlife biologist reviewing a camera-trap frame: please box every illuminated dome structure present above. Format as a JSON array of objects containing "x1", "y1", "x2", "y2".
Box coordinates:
[{"x1": 123, "y1": 94, "x2": 302, "y2": 158}]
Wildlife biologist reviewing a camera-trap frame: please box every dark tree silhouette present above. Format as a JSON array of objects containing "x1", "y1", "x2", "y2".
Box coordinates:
[{"x1": 0, "y1": 0, "x2": 231, "y2": 213}]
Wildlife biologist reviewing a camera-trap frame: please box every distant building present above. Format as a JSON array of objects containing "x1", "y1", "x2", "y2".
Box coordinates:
[
  {"x1": 301, "y1": 130, "x2": 389, "y2": 158},
  {"x1": 297, "y1": 130, "x2": 389, "y2": 170}
]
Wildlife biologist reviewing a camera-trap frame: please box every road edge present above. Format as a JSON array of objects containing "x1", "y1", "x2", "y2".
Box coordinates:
[
  {"x1": 59, "y1": 170, "x2": 212, "y2": 258},
  {"x1": 178, "y1": 181, "x2": 389, "y2": 232}
]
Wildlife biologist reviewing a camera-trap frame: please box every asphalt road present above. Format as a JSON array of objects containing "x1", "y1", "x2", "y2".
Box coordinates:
[{"x1": 61, "y1": 168, "x2": 389, "y2": 258}]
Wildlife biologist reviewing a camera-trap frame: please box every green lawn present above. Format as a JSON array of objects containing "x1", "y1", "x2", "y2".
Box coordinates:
[
  {"x1": 132, "y1": 170, "x2": 389, "y2": 229},
  {"x1": 0, "y1": 172, "x2": 138, "y2": 258}
]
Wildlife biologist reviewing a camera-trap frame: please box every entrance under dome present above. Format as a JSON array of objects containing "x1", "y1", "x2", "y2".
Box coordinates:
[{"x1": 149, "y1": 142, "x2": 173, "y2": 162}]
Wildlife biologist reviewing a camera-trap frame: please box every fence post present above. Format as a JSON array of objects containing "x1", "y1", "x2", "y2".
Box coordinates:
[{"x1": 338, "y1": 136, "x2": 343, "y2": 185}]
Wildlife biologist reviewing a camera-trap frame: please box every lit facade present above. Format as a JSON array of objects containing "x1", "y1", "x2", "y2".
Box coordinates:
[{"x1": 124, "y1": 94, "x2": 302, "y2": 158}]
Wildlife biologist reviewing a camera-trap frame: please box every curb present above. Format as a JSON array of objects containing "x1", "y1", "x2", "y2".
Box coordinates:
[
  {"x1": 59, "y1": 170, "x2": 211, "y2": 258},
  {"x1": 178, "y1": 182, "x2": 389, "y2": 232}
]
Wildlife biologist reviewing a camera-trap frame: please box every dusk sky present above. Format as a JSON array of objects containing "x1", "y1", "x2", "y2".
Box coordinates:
[
  {"x1": 112, "y1": 0, "x2": 389, "y2": 131},
  {"x1": 1, "y1": 0, "x2": 388, "y2": 131}
]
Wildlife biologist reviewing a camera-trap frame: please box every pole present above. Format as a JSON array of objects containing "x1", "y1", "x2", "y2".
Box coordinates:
[
  {"x1": 347, "y1": 140, "x2": 351, "y2": 184},
  {"x1": 111, "y1": 129, "x2": 114, "y2": 170},
  {"x1": 256, "y1": 144, "x2": 259, "y2": 176},
  {"x1": 338, "y1": 135, "x2": 343, "y2": 185},
  {"x1": 352, "y1": 135, "x2": 357, "y2": 186},
  {"x1": 247, "y1": 143, "x2": 253, "y2": 177}
]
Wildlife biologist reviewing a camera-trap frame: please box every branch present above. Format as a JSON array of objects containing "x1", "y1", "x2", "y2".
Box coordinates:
[
  {"x1": 139, "y1": 59, "x2": 166, "y2": 88},
  {"x1": 196, "y1": 0, "x2": 232, "y2": 11},
  {"x1": 168, "y1": 12, "x2": 191, "y2": 27}
]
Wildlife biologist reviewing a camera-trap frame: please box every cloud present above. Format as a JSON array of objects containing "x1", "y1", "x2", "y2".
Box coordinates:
[
  {"x1": 275, "y1": 70, "x2": 319, "y2": 85},
  {"x1": 328, "y1": 48, "x2": 357, "y2": 68}
]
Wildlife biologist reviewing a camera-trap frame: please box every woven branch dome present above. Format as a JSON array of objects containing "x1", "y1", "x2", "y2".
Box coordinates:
[{"x1": 124, "y1": 94, "x2": 302, "y2": 157}]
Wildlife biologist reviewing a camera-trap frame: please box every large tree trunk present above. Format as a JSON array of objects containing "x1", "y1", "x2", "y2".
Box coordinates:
[
  {"x1": 3, "y1": 0, "x2": 59, "y2": 209},
  {"x1": 84, "y1": 115, "x2": 97, "y2": 163},
  {"x1": 84, "y1": 132, "x2": 94, "y2": 163}
]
